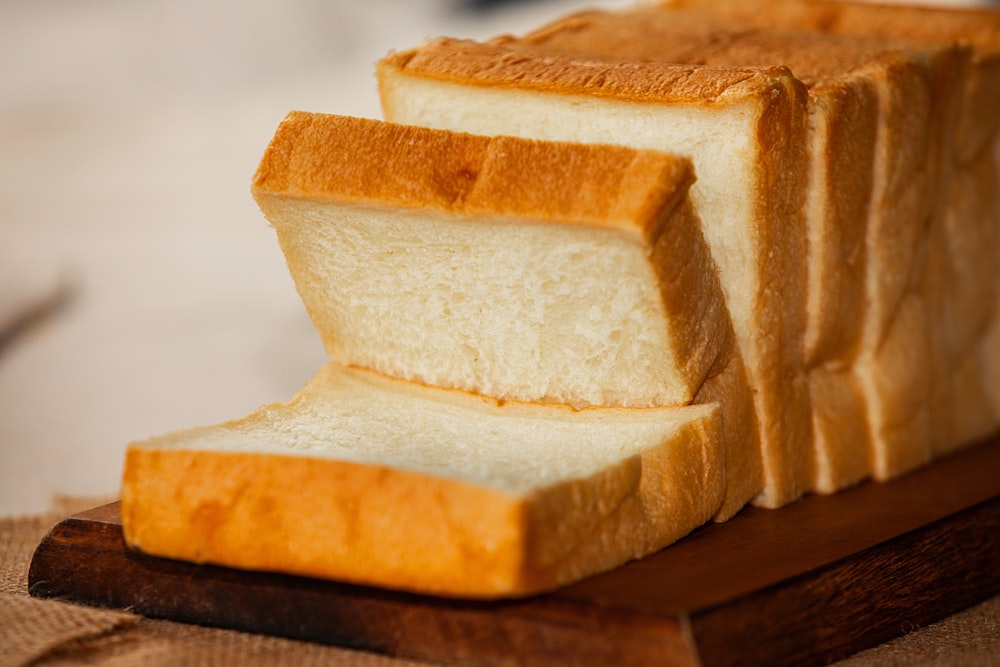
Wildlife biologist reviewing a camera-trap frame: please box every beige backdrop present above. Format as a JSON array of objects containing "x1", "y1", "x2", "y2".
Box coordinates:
[{"x1": 0, "y1": 0, "x2": 646, "y2": 516}]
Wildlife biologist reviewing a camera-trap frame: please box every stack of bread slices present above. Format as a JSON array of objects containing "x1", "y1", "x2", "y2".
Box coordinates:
[{"x1": 121, "y1": 0, "x2": 1000, "y2": 599}]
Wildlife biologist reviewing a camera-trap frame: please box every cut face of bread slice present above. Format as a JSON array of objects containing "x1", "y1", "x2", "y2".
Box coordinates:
[
  {"x1": 666, "y1": 0, "x2": 1000, "y2": 455},
  {"x1": 379, "y1": 33, "x2": 811, "y2": 510},
  {"x1": 121, "y1": 363, "x2": 724, "y2": 598},
  {"x1": 252, "y1": 112, "x2": 761, "y2": 520}
]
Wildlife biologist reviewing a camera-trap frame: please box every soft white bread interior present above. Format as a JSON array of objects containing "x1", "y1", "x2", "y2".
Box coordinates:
[
  {"x1": 665, "y1": 0, "x2": 1000, "y2": 456},
  {"x1": 121, "y1": 363, "x2": 724, "y2": 598},
  {"x1": 252, "y1": 112, "x2": 762, "y2": 520},
  {"x1": 378, "y1": 34, "x2": 812, "y2": 510}
]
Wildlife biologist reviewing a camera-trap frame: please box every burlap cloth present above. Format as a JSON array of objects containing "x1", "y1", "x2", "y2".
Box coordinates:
[{"x1": 2, "y1": 500, "x2": 997, "y2": 667}]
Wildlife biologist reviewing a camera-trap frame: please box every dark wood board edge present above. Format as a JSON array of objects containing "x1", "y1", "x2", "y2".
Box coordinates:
[
  {"x1": 27, "y1": 437, "x2": 1000, "y2": 667},
  {"x1": 691, "y1": 496, "x2": 1000, "y2": 667},
  {"x1": 557, "y1": 433, "x2": 1000, "y2": 615},
  {"x1": 27, "y1": 512, "x2": 699, "y2": 667}
]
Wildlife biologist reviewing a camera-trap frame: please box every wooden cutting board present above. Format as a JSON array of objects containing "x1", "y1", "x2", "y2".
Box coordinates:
[{"x1": 28, "y1": 436, "x2": 1000, "y2": 667}]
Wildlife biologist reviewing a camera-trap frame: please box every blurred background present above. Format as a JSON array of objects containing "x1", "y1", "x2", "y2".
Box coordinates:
[
  {"x1": 0, "y1": 0, "x2": 641, "y2": 517},
  {"x1": 0, "y1": 0, "x2": 993, "y2": 517}
]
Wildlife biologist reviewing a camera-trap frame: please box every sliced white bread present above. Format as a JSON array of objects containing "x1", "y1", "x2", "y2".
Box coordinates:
[
  {"x1": 666, "y1": 0, "x2": 1000, "y2": 455},
  {"x1": 578, "y1": 7, "x2": 963, "y2": 483},
  {"x1": 378, "y1": 32, "x2": 812, "y2": 509},
  {"x1": 379, "y1": 5, "x2": 972, "y2": 490},
  {"x1": 251, "y1": 112, "x2": 760, "y2": 520},
  {"x1": 121, "y1": 362, "x2": 724, "y2": 598},
  {"x1": 478, "y1": 7, "x2": 885, "y2": 496}
]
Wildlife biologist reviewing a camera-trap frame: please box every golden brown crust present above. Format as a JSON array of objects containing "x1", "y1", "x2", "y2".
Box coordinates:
[
  {"x1": 380, "y1": 38, "x2": 794, "y2": 108},
  {"x1": 120, "y1": 439, "x2": 716, "y2": 598},
  {"x1": 474, "y1": 134, "x2": 693, "y2": 237},
  {"x1": 122, "y1": 447, "x2": 533, "y2": 597},
  {"x1": 804, "y1": 73, "x2": 877, "y2": 365},
  {"x1": 664, "y1": 0, "x2": 1000, "y2": 53},
  {"x1": 252, "y1": 112, "x2": 694, "y2": 238},
  {"x1": 253, "y1": 111, "x2": 486, "y2": 213},
  {"x1": 747, "y1": 68, "x2": 813, "y2": 506},
  {"x1": 808, "y1": 367, "x2": 870, "y2": 493},
  {"x1": 800, "y1": 76, "x2": 878, "y2": 493},
  {"x1": 867, "y1": 52, "x2": 958, "y2": 476},
  {"x1": 523, "y1": 408, "x2": 724, "y2": 583}
]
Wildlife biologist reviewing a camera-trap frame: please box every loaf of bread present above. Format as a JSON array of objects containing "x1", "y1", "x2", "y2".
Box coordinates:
[
  {"x1": 122, "y1": 113, "x2": 744, "y2": 596},
  {"x1": 120, "y1": 0, "x2": 998, "y2": 601},
  {"x1": 665, "y1": 0, "x2": 1000, "y2": 455},
  {"x1": 379, "y1": 35, "x2": 812, "y2": 510},
  {"x1": 122, "y1": 362, "x2": 723, "y2": 598},
  {"x1": 376, "y1": 3, "x2": 984, "y2": 494}
]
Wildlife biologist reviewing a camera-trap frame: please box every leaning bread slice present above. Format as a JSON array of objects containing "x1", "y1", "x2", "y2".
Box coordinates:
[
  {"x1": 379, "y1": 35, "x2": 811, "y2": 510},
  {"x1": 252, "y1": 112, "x2": 761, "y2": 520},
  {"x1": 121, "y1": 363, "x2": 724, "y2": 598}
]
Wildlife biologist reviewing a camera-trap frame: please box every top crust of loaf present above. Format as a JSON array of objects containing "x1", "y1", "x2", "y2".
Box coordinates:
[
  {"x1": 381, "y1": 38, "x2": 798, "y2": 108},
  {"x1": 380, "y1": 20, "x2": 812, "y2": 508},
  {"x1": 253, "y1": 112, "x2": 694, "y2": 240},
  {"x1": 664, "y1": 0, "x2": 1000, "y2": 54},
  {"x1": 664, "y1": 0, "x2": 997, "y2": 162},
  {"x1": 507, "y1": 8, "x2": 931, "y2": 88}
]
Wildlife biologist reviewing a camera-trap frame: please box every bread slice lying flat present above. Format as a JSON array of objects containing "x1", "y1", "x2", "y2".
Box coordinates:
[
  {"x1": 252, "y1": 112, "x2": 761, "y2": 520},
  {"x1": 121, "y1": 363, "x2": 724, "y2": 598},
  {"x1": 379, "y1": 32, "x2": 811, "y2": 510},
  {"x1": 666, "y1": 0, "x2": 1000, "y2": 458}
]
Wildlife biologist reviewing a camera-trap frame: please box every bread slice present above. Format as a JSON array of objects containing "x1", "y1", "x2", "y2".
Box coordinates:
[
  {"x1": 948, "y1": 137, "x2": 1000, "y2": 447},
  {"x1": 252, "y1": 112, "x2": 761, "y2": 520},
  {"x1": 379, "y1": 32, "x2": 812, "y2": 510},
  {"x1": 121, "y1": 362, "x2": 724, "y2": 598},
  {"x1": 665, "y1": 0, "x2": 1000, "y2": 454}
]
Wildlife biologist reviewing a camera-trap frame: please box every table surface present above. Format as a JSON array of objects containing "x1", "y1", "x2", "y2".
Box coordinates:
[{"x1": 4, "y1": 499, "x2": 999, "y2": 667}]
